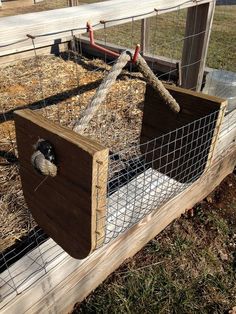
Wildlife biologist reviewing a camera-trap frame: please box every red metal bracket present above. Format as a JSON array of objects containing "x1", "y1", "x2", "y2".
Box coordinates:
[
  {"x1": 87, "y1": 22, "x2": 140, "y2": 63},
  {"x1": 132, "y1": 44, "x2": 140, "y2": 63}
]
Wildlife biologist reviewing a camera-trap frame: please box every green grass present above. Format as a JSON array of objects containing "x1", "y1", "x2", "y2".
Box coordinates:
[
  {"x1": 207, "y1": 6, "x2": 236, "y2": 71},
  {"x1": 92, "y1": 5, "x2": 236, "y2": 71}
]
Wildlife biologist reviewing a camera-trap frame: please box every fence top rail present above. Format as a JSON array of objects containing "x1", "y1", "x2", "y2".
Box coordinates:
[{"x1": 0, "y1": 0, "x2": 212, "y2": 49}]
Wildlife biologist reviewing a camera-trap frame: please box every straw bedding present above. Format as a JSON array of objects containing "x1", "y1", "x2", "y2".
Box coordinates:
[{"x1": 0, "y1": 53, "x2": 146, "y2": 252}]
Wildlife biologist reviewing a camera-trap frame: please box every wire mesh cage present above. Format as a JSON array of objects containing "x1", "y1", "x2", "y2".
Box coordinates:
[
  {"x1": 0, "y1": 44, "x2": 226, "y2": 262},
  {"x1": 96, "y1": 84, "x2": 226, "y2": 247},
  {"x1": 13, "y1": 70, "x2": 226, "y2": 259}
]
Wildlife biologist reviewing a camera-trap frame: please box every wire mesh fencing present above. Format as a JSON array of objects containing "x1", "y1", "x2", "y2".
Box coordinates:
[{"x1": 94, "y1": 110, "x2": 221, "y2": 246}]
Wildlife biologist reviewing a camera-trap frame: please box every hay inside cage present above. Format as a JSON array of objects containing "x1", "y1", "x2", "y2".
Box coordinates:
[{"x1": 0, "y1": 54, "x2": 145, "y2": 254}]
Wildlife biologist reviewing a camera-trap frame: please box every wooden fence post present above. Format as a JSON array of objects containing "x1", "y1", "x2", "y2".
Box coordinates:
[
  {"x1": 68, "y1": 0, "x2": 79, "y2": 6},
  {"x1": 33, "y1": 0, "x2": 45, "y2": 3},
  {"x1": 181, "y1": 1, "x2": 216, "y2": 91},
  {"x1": 141, "y1": 18, "x2": 151, "y2": 55}
]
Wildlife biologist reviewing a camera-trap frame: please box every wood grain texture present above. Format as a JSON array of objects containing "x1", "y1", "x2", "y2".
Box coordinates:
[
  {"x1": 14, "y1": 109, "x2": 108, "y2": 259},
  {"x1": 140, "y1": 84, "x2": 227, "y2": 183},
  {"x1": 141, "y1": 18, "x2": 151, "y2": 55},
  {"x1": 216, "y1": 110, "x2": 236, "y2": 155},
  {"x1": 181, "y1": 1, "x2": 216, "y2": 90},
  {"x1": 0, "y1": 0, "x2": 212, "y2": 57}
]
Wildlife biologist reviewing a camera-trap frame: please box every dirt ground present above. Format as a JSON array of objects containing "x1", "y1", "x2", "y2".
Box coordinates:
[
  {"x1": 0, "y1": 0, "x2": 104, "y2": 17},
  {"x1": 0, "y1": 0, "x2": 68, "y2": 17}
]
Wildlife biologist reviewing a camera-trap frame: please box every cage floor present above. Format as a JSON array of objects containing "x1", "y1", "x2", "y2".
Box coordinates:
[{"x1": 105, "y1": 167, "x2": 189, "y2": 244}]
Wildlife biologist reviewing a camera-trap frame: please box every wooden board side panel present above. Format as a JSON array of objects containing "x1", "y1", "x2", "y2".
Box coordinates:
[
  {"x1": 204, "y1": 99, "x2": 227, "y2": 168},
  {"x1": 140, "y1": 85, "x2": 226, "y2": 183},
  {"x1": 14, "y1": 109, "x2": 108, "y2": 259},
  {"x1": 141, "y1": 18, "x2": 151, "y2": 55}
]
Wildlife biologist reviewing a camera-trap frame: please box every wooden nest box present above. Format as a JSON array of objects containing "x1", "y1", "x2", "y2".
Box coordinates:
[{"x1": 14, "y1": 84, "x2": 226, "y2": 259}]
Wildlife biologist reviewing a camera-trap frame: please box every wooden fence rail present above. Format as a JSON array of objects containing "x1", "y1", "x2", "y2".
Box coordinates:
[{"x1": 0, "y1": 0, "x2": 215, "y2": 90}]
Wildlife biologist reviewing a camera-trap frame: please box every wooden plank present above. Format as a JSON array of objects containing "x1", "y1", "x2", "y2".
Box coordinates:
[
  {"x1": 140, "y1": 84, "x2": 227, "y2": 183},
  {"x1": 0, "y1": 0, "x2": 211, "y2": 57},
  {"x1": 0, "y1": 239, "x2": 67, "y2": 307},
  {"x1": 1, "y1": 136, "x2": 235, "y2": 314},
  {"x1": 14, "y1": 109, "x2": 109, "y2": 259},
  {"x1": 216, "y1": 109, "x2": 236, "y2": 155},
  {"x1": 181, "y1": 1, "x2": 216, "y2": 91}
]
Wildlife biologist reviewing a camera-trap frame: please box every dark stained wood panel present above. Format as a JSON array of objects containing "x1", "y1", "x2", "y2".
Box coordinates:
[
  {"x1": 140, "y1": 84, "x2": 226, "y2": 183},
  {"x1": 14, "y1": 109, "x2": 108, "y2": 259}
]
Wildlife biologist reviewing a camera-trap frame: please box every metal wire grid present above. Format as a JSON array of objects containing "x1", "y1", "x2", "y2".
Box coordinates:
[
  {"x1": 0, "y1": 0, "x2": 234, "y2": 303},
  {"x1": 93, "y1": 110, "x2": 220, "y2": 246},
  {"x1": 0, "y1": 235, "x2": 65, "y2": 303}
]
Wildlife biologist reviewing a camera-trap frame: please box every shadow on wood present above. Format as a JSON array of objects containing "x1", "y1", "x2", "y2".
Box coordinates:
[{"x1": 140, "y1": 84, "x2": 226, "y2": 183}]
